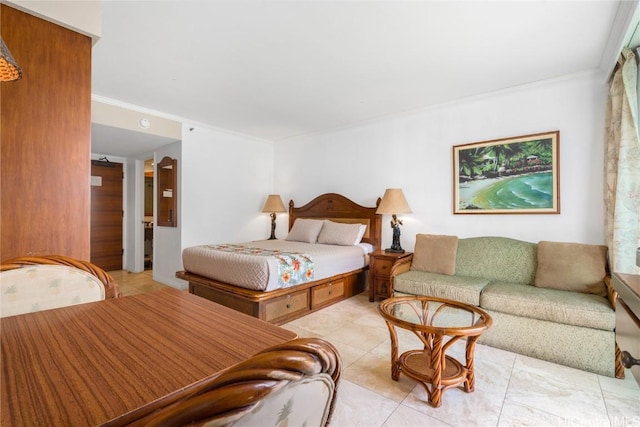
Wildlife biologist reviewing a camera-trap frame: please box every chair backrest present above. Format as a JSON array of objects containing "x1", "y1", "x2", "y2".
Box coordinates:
[
  {"x1": 0, "y1": 255, "x2": 121, "y2": 318},
  {"x1": 130, "y1": 338, "x2": 342, "y2": 427}
]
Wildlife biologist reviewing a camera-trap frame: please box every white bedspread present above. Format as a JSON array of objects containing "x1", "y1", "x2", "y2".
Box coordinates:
[{"x1": 182, "y1": 240, "x2": 371, "y2": 291}]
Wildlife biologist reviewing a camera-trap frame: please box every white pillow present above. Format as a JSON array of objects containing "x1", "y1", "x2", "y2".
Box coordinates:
[
  {"x1": 285, "y1": 219, "x2": 325, "y2": 243},
  {"x1": 317, "y1": 220, "x2": 366, "y2": 246},
  {"x1": 355, "y1": 224, "x2": 367, "y2": 244},
  {"x1": 358, "y1": 242, "x2": 374, "y2": 254}
]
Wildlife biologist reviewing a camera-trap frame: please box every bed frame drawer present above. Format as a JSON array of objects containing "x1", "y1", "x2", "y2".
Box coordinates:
[
  {"x1": 179, "y1": 267, "x2": 367, "y2": 325},
  {"x1": 312, "y1": 280, "x2": 345, "y2": 309},
  {"x1": 264, "y1": 290, "x2": 309, "y2": 323}
]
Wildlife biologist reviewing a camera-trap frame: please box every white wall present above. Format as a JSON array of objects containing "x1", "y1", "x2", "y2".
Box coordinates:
[
  {"x1": 153, "y1": 141, "x2": 183, "y2": 287},
  {"x1": 123, "y1": 158, "x2": 139, "y2": 272},
  {"x1": 274, "y1": 72, "x2": 609, "y2": 251},
  {"x1": 181, "y1": 125, "x2": 276, "y2": 250}
]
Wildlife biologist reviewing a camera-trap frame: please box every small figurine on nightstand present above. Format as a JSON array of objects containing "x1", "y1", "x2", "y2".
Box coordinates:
[{"x1": 391, "y1": 215, "x2": 403, "y2": 252}]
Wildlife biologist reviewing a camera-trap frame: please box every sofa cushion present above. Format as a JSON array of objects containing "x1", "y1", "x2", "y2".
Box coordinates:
[
  {"x1": 411, "y1": 234, "x2": 458, "y2": 275},
  {"x1": 478, "y1": 310, "x2": 615, "y2": 377},
  {"x1": 455, "y1": 237, "x2": 537, "y2": 286},
  {"x1": 534, "y1": 241, "x2": 608, "y2": 297},
  {"x1": 394, "y1": 270, "x2": 490, "y2": 306},
  {"x1": 480, "y1": 281, "x2": 615, "y2": 331}
]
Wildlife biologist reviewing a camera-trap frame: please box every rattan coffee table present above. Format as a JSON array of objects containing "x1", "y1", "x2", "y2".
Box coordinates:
[{"x1": 378, "y1": 295, "x2": 492, "y2": 407}]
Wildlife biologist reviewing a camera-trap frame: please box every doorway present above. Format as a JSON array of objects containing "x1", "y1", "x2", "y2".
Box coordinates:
[
  {"x1": 90, "y1": 160, "x2": 123, "y2": 271},
  {"x1": 144, "y1": 158, "x2": 154, "y2": 270}
]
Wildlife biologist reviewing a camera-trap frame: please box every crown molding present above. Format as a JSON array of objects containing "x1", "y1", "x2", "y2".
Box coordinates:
[{"x1": 599, "y1": 0, "x2": 639, "y2": 81}]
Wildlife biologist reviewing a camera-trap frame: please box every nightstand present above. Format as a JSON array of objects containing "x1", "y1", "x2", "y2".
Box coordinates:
[{"x1": 369, "y1": 251, "x2": 413, "y2": 301}]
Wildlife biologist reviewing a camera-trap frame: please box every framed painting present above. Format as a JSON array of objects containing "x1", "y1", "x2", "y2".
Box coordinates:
[{"x1": 453, "y1": 131, "x2": 560, "y2": 214}]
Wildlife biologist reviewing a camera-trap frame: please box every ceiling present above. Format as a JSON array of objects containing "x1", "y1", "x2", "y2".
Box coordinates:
[
  {"x1": 91, "y1": 123, "x2": 178, "y2": 158},
  {"x1": 91, "y1": 0, "x2": 637, "y2": 147}
]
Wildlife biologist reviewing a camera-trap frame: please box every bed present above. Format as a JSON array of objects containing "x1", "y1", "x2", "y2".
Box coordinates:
[{"x1": 176, "y1": 193, "x2": 382, "y2": 324}]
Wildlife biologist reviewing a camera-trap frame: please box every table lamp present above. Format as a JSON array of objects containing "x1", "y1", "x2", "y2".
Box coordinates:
[
  {"x1": 262, "y1": 194, "x2": 286, "y2": 240},
  {"x1": 376, "y1": 188, "x2": 412, "y2": 253},
  {"x1": 0, "y1": 37, "x2": 22, "y2": 82}
]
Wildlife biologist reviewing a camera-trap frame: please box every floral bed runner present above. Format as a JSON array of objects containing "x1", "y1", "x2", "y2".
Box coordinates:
[{"x1": 205, "y1": 244, "x2": 314, "y2": 288}]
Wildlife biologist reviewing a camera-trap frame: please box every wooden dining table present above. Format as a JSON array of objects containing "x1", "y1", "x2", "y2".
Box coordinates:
[{"x1": 1, "y1": 287, "x2": 297, "y2": 426}]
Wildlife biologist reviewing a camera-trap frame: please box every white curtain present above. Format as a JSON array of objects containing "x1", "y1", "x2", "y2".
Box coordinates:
[{"x1": 604, "y1": 47, "x2": 640, "y2": 274}]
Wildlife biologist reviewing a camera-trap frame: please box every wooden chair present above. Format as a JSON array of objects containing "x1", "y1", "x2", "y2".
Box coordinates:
[
  {"x1": 0, "y1": 255, "x2": 121, "y2": 317},
  {"x1": 129, "y1": 338, "x2": 342, "y2": 427}
]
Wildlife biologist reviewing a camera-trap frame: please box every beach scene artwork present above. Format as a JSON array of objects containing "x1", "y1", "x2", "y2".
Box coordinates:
[{"x1": 453, "y1": 131, "x2": 559, "y2": 214}]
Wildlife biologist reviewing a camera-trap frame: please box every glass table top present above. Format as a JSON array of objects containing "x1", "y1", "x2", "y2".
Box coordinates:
[{"x1": 378, "y1": 296, "x2": 492, "y2": 333}]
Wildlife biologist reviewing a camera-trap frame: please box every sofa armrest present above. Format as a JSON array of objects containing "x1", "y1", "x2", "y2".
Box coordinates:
[
  {"x1": 390, "y1": 254, "x2": 413, "y2": 286},
  {"x1": 604, "y1": 275, "x2": 617, "y2": 308},
  {"x1": 605, "y1": 275, "x2": 627, "y2": 379}
]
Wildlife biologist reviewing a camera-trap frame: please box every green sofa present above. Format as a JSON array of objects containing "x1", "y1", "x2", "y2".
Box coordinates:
[{"x1": 390, "y1": 235, "x2": 623, "y2": 378}]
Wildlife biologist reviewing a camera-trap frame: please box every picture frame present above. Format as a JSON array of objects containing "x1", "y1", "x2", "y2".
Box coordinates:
[{"x1": 453, "y1": 131, "x2": 560, "y2": 214}]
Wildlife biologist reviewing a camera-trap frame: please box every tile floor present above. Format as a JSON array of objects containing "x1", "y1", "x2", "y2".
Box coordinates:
[{"x1": 113, "y1": 271, "x2": 640, "y2": 427}]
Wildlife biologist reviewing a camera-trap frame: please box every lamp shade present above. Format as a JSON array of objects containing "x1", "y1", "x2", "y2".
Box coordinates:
[
  {"x1": 0, "y1": 37, "x2": 22, "y2": 82},
  {"x1": 376, "y1": 188, "x2": 412, "y2": 215},
  {"x1": 262, "y1": 194, "x2": 286, "y2": 213}
]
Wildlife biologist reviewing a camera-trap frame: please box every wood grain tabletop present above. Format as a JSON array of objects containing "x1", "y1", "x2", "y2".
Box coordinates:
[{"x1": 1, "y1": 287, "x2": 297, "y2": 426}]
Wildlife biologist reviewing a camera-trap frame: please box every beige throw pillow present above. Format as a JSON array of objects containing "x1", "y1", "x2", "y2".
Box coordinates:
[
  {"x1": 411, "y1": 234, "x2": 459, "y2": 275},
  {"x1": 285, "y1": 219, "x2": 324, "y2": 243},
  {"x1": 534, "y1": 241, "x2": 608, "y2": 296},
  {"x1": 317, "y1": 220, "x2": 364, "y2": 246}
]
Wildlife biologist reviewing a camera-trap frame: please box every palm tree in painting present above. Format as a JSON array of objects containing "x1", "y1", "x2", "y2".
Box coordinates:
[
  {"x1": 533, "y1": 137, "x2": 553, "y2": 152},
  {"x1": 485, "y1": 144, "x2": 516, "y2": 172},
  {"x1": 531, "y1": 137, "x2": 553, "y2": 163},
  {"x1": 506, "y1": 142, "x2": 524, "y2": 169},
  {"x1": 493, "y1": 145, "x2": 506, "y2": 170},
  {"x1": 458, "y1": 147, "x2": 484, "y2": 180}
]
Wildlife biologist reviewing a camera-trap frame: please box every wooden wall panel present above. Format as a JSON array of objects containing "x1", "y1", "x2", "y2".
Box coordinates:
[{"x1": 1, "y1": 5, "x2": 92, "y2": 261}]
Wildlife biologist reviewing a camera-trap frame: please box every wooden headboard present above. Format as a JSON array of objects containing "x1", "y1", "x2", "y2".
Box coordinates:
[{"x1": 288, "y1": 193, "x2": 382, "y2": 250}]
